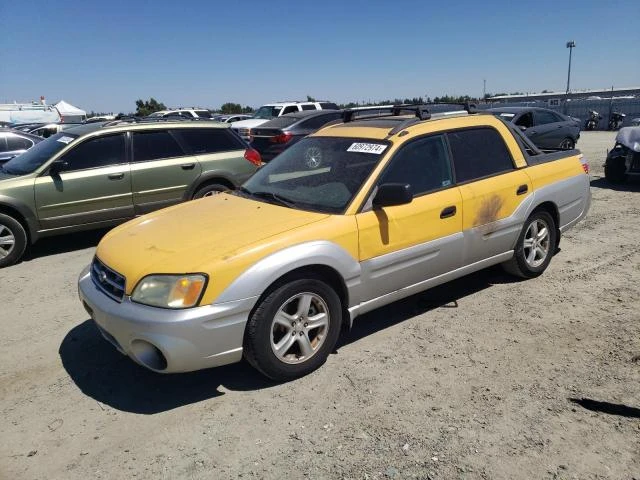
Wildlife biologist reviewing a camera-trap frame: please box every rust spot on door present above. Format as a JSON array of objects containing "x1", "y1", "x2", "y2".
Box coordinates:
[{"x1": 474, "y1": 195, "x2": 503, "y2": 227}]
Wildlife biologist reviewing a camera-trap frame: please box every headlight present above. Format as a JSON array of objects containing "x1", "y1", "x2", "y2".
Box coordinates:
[{"x1": 131, "y1": 274, "x2": 207, "y2": 309}]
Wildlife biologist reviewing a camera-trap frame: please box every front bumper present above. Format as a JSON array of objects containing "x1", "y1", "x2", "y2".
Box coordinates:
[{"x1": 78, "y1": 266, "x2": 259, "y2": 373}]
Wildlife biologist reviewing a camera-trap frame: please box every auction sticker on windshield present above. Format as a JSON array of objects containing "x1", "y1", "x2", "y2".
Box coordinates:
[
  {"x1": 57, "y1": 136, "x2": 75, "y2": 144},
  {"x1": 347, "y1": 143, "x2": 387, "y2": 154}
]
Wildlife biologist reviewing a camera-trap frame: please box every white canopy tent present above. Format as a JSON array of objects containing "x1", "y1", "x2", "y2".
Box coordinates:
[{"x1": 54, "y1": 100, "x2": 87, "y2": 123}]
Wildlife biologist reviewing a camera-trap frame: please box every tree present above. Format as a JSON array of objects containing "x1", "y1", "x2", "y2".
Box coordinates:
[
  {"x1": 135, "y1": 98, "x2": 166, "y2": 117},
  {"x1": 220, "y1": 102, "x2": 245, "y2": 114}
]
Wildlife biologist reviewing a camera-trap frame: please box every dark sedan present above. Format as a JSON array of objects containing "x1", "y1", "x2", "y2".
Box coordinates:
[
  {"x1": 0, "y1": 129, "x2": 43, "y2": 163},
  {"x1": 249, "y1": 110, "x2": 343, "y2": 162},
  {"x1": 487, "y1": 107, "x2": 580, "y2": 150}
]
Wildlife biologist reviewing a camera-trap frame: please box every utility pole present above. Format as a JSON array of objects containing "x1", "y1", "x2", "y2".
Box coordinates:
[
  {"x1": 564, "y1": 41, "x2": 576, "y2": 114},
  {"x1": 565, "y1": 41, "x2": 576, "y2": 94},
  {"x1": 483, "y1": 79, "x2": 486, "y2": 101}
]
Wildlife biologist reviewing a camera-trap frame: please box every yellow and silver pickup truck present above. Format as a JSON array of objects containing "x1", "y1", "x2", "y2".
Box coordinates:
[{"x1": 78, "y1": 105, "x2": 591, "y2": 380}]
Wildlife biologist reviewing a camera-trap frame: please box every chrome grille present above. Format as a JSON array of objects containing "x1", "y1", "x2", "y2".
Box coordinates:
[{"x1": 91, "y1": 257, "x2": 126, "y2": 302}]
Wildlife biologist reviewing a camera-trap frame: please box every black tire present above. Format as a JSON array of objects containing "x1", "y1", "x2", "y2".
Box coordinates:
[
  {"x1": 243, "y1": 278, "x2": 342, "y2": 381},
  {"x1": 559, "y1": 137, "x2": 575, "y2": 150},
  {"x1": 0, "y1": 213, "x2": 28, "y2": 268},
  {"x1": 192, "y1": 183, "x2": 230, "y2": 199},
  {"x1": 502, "y1": 210, "x2": 557, "y2": 279},
  {"x1": 604, "y1": 157, "x2": 627, "y2": 184}
]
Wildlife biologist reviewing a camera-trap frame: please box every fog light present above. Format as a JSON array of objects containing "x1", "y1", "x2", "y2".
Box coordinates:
[{"x1": 130, "y1": 339, "x2": 168, "y2": 371}]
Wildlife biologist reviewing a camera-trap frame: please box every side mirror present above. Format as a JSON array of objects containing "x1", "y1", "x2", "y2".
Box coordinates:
[
  {"x1": 372, "y1": 183, "x2": 413, "y2": 209},
  {"x1": 49, "y1": 160, "x2": 69, "y2": 175}
]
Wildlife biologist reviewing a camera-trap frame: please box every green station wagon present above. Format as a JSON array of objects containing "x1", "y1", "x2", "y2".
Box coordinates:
[{"x1": 0, "y1": 120, "x2": 261, "y2": 267}]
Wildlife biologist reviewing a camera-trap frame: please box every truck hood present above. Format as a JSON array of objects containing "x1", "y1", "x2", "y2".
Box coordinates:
[
  {"x1": 96, "y1": 193, "x2": 329, "y2": 293},
  {"x1": 230, "y1": 119, "x2": 269, "y2": 129}
]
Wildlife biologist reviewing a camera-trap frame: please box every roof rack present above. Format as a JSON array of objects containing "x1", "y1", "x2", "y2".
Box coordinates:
[
  {"x1": 343, "y1": 102, "x2": 479, "y2": 124},
  {"x1": 102, "y1": 117, "x2": 213, "y2": 127}
]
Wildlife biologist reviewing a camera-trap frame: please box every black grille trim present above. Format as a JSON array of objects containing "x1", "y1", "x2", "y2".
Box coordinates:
[{"x1": 91, "y1": 257, "x2": 126, "y2": 302}]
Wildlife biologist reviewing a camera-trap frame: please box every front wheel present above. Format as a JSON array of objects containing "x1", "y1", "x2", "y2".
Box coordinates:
[
  {"x1": 503, "y1": 210, "x2": 557, "y2": 279},
  {"x1": 243, "y1": 278, "x2": 342, "y2": 381}
]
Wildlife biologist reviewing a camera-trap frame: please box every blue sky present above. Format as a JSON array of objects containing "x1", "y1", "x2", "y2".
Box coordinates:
[{"x1": 1, "y1": 0, "x2": 639, "y2": 113}]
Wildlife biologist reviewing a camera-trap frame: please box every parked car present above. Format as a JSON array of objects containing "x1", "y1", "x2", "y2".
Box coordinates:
[
  {"x1": 250, "y1": 110, "x2": 344, "y2": 162},
  {"x1": 0, "y1": 120, "x2": 261, "y2": 267},
  {"x1": 232, "y1": 101, "x2": 339, "y2": 142},
  {"x1": 148, "y1": 109, "x2": 213, "y2": 119},
  {"x1": 78, "y1": 105, "x2": 591, "y2": 381},
  {"x1": 604, "y1": 126, "x2": 640, "y2": 183},
  {"x1": 0, "y1": 129, "x2": 43, "y2": 163},
  {"x1": 27, "y1": 122, "x2": 84, "y2": 138},
  {"x1": 487, "y1": 107, "x2": 580, "y2": 150},
  {"x1": 11, "y1": 122, "x2": 46, "y2": 133},
  {"x1": 212, "y1": 114, "x2": 253, "y2": 123}
]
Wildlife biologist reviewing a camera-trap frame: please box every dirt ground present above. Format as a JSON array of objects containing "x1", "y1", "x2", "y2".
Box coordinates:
[{"x1": 1, "y1": 131, "x2": 638, "y2": 480}]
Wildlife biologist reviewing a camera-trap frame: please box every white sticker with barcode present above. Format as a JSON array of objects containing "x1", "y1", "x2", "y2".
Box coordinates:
[
  {"x1": 57, "y1": 136, "x2": 74, "y2": 144},
  {"x1": 347, "y1": 143, "x2": 387, "y2": 154}
]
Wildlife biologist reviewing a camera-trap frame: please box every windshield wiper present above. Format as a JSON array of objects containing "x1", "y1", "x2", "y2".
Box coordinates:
[{"x1": 249, "y1": 190, "x2": 298, "y2": 208}]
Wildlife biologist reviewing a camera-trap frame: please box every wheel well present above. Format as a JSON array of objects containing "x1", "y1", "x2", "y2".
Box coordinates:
[
  {"x1": 533, "y1": 201, "x2": 559, "y2": 227},
  {"x1": 532, "y1": 201, "x2": 560, "y2": 246},
  {"x1": 194, "y1": 177, "x2": 235, "y2": 196},
  {"x1": 250, "y1": 265, "x2": 350, "y2": 328},
  {"x1": 0, "y1": 204, "x2": 31, "y2": 243}
]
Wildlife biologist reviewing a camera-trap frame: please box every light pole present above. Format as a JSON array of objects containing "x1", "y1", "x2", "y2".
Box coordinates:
[{"x1": 565, "y1": 41, "x2": 576, "y2": 94}]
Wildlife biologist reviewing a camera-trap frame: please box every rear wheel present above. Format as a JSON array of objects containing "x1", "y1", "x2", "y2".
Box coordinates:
[
  {"x1": 559, "y1": 137, "x2": 575, "y2": 150},
  {"x1": 192, "y1": 183, "x2": 230, "y2": 199},
  {"x1": 604, "y1": 157, "x2": 627, "y2": 184},
  {"x1": 0, "y1": 213, "x2": 28, "y2": 268},
  {"x1": 503, "y1": 210, "x2": 556, "y2": 279},
  {"x1": 244, "y1": 278, "x2": 342, "y2": 381}
]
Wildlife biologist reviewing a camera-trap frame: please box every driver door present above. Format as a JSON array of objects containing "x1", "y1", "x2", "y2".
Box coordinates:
[
  {"x1": 355, "y1": 134, "x2": 464, "y2": 302},
  {"x1": 34, "y1": 133, "x2": 133, "y2": 230}
]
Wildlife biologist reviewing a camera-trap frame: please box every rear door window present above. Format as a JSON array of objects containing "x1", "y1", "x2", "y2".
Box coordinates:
[
  {"x1": 447, "y1": 128, "x2": 514, "y2": 183},
  {"x1": 60, "y1": 134, "x2": 126, "y2": 171},
  {"x1": 195, "y1": 110, "x2": 212, "y2": 118},
  {"x1": 174, "y1": 128, "x2": 244, "y2": 154},
  {"x1": 132, "y1": 130, "x2": 185, "y2": 162},
  {"x1": 301, "y1": 104, "x2": 316, "y2": 111},
  {"x1": 535, "y1": 110, "x2": 560, "y2": 125}
]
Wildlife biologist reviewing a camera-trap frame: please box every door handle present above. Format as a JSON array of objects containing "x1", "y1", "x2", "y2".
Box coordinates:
[
  {"x1": 440, "y1": 206, "x2": 456, "y2": 219},
  {"x1": 181, "y1": 163, "x2": 196, "y2": 170},
  {"x1": 108, "y1": 173, "x2": 125, "y2": 180},
  {"x1": 516, "y1": 184, "x2": 528, "y2": 195}
]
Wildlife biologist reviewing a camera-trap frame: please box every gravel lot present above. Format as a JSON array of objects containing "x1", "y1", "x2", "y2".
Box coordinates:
[{"x1": 1, "y1": 131, "x2": 639, "y2": 480}]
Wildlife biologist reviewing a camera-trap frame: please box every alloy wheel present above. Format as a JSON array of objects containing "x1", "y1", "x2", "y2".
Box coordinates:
[
  {"x1": 0, "y1": 224, "x2": 16, "y2": 259},
  {"x1": 270, "y1": 292, "x2": 329, "y2": 364},
  {"x1": 523, "y1": 219, "x2": 550, "y2": 268}
]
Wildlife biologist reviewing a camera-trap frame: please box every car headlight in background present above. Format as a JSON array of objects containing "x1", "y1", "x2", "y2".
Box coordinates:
[{"x1": 131, "y1": 274, "x2": 207, "y2": 309}]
